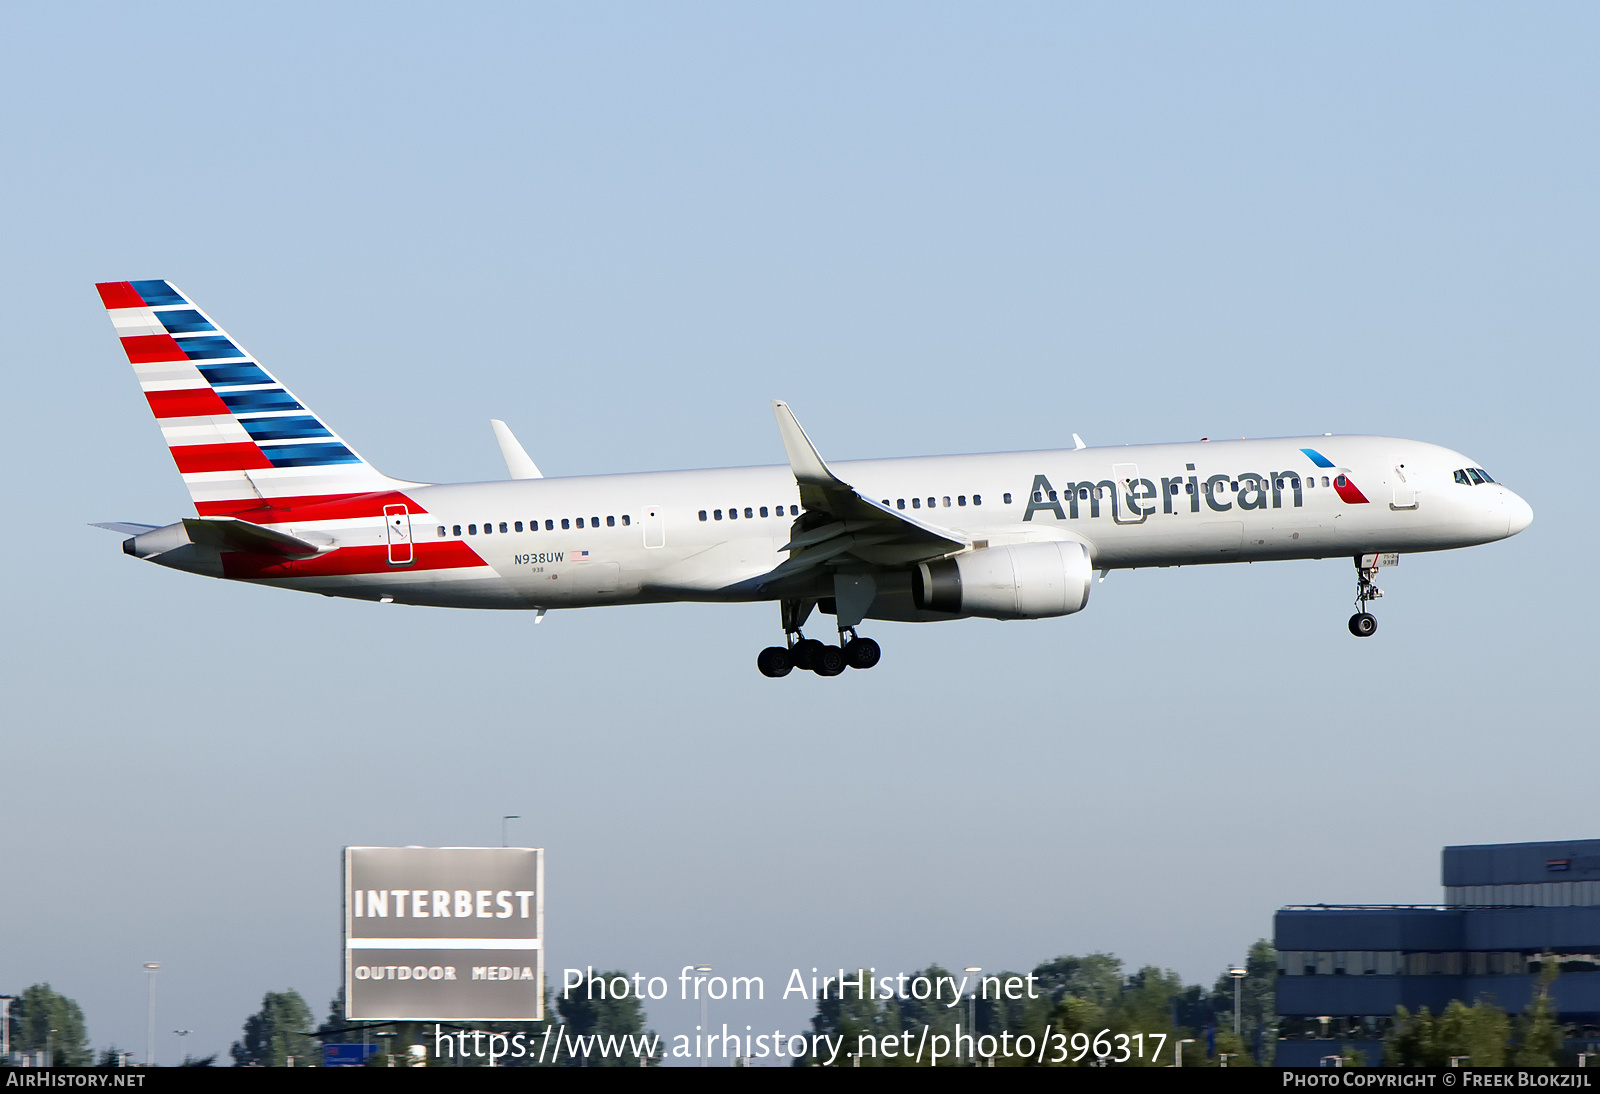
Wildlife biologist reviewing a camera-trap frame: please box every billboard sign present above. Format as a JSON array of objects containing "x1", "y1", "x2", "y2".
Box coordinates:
[{"x1": 344, "y1": 846, "x2": 544, "y2": 1021}]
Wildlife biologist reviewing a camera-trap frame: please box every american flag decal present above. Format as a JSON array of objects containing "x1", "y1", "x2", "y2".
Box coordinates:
[{"x1": 573, "y1": 549, "x2": 590, "y2": 560}]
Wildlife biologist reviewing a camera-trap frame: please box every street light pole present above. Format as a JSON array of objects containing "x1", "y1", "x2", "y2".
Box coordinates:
[
  {"x1": 695, "y1": 966, "x2": 712, "y2": 1067},
  {"x1": 963, "y1": 967, "x2": 982, "y2": 1066},
  {"x1": 0, "y1": 995, "x2": 12, "y2": 1063},
  {"x1": 1228, "y1": 965, "x2": 1246, "y2": 1039},
  {"x1": 143, "y1": 963, "x2": 161, "y2": 1066}
]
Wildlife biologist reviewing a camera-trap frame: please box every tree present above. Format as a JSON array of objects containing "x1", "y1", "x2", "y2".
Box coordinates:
[
  {"x1": 1513, "y1": 957, "x2": 1562, "y2": 1066},
  {"x1": 11, "y1": 984, "x2": 91, "y2": 1066},
  {"x1": 555, "y1": 970, "x2": 659, "y2": 1066},
  {"x1": 1386, "y1": 999, "x2": 1510, "y2": 1066},
  {"x1": 230, "y1": 990, "x2": 316, "y2": 1066}
]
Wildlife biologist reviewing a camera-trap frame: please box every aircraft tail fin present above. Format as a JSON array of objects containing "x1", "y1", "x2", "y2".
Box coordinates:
[{"x1": 96, "y1": 279, "x2": 413, "y2": 516}]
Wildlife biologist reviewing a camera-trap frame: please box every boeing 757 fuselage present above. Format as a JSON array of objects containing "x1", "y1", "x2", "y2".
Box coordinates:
[{"x1": 95, "y1": 280, "x2": 1532, "y2": 676}]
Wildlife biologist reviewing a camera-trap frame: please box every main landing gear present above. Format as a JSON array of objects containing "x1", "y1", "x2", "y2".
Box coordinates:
[
  {"x1": 1348, "y1": 556, "x2": 1382, "y2": 638},
  {"x1": 757, "y1": 627, "x2": 882, "y2": 678}
]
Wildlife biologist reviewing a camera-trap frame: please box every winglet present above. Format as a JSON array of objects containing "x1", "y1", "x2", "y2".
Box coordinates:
[
  {"x1": 771, "y1": 401, "x2": 840, "y2": 487},
  {"x1": 1072, "y1": 433, "x2": 1087, "y2": 450},
  {"x1": 491, "y1": 420, "x2": 542, "y2": 479}
]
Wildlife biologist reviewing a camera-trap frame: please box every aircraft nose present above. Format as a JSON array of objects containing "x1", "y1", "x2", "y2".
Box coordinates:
[{"x1": 1504, "y1": 491, "x2": 1533, "y2": 536}]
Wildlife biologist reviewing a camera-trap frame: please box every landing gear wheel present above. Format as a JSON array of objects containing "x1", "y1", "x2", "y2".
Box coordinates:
[
  {"x1": 757, "y1": 646, "x2": 793, "y2": 677},
  {"x1": 844, "y1": 637, "x2": 881, "y2": 669},
  {"x1": 791, "y1": 638, "x2": 823, "y2": 671},
  {"x1": 812, "y1": 645, "x2": 847, "y2": 676},
  {"x1": 1348, "y1": 612, "x2": 1377, "y2": 638}
]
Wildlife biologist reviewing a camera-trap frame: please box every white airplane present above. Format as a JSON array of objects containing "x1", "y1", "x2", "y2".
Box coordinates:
[{"x1": 95, "y1": 279, "x2": 1533, "y2": 677}]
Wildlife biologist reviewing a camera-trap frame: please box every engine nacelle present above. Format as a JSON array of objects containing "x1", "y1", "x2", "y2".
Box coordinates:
[{"x1": 912, "y1": 541, "x2": 1092, "y2": 620}]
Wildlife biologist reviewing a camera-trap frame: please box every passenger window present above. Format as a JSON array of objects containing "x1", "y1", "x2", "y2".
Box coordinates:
[
  {"x1": 468, "y1": 524, "x2": 477, "y2": 535},
  {"x1": 514, "y1": 521, "x2": 523, "y2": 532},
  {"x1": 561, "y1": 518, "x2": 570, "y2": 529},
  {"x1": 758, "y1": 506, "x2": 767, "y2": 517},
  {"x1": 714, "y1": 510, "x2": 723, "y2": 520},
  {"x1": 1322, "y1": 476, "x2": 1330, "y2": 487},
  {"x1": 1003, "y1": 493, "x2": 1012, "y2": 504},
  {"x1": 1079, "y1": 488, "x2": 1089, "y2": 500},
  {"x1": 622, "y1": 515, "x2": 630, "y2": 526},
  {"x1": 484, "y1": 523, "x2": 493, "y2": 535},
  {"x1": 699, "y1": 510, "x2": 708, "y2": 521},
  {"x1": 1335, "y1": 475, "x2": 1346, "y2": 487},
  {"x1": 1186, "y1": 483, "x2": 1195, "y2": 494},
  {"x1": 912, "y1": 498, "x2": 921, "y2": 509},
  {"x1": 591, "y1": 516, "x2": 599, "y2": 526},
  {"x1": 958, "y1": 496, "x2": 966, "y2": 506},
  {"x1": 943, "y1": 497, "x2": 951, "y2": 507},
  {"x1": 1047, "y1": 491, "x2": 1057, "y2": 502},
  {"x1": 437, "y1": 525, "x2": 446, "y2": 537},
  {"x1": 499, "y1": 522, "x2": 508, "y2": 533},
  {"x1": 729, "y1": 507, "x2": 738, "y2": 520},
  {"x1": 744, "y1": 507, "x2": 753, "y2": 519},
  {"x1": 973, "y1": 494, "x2": 982, "y2": 505},
  {"x1": 576, "y1": 518, "x2": 584, "y2": 528},
  {"x1": 897, "y1": 499, "x2": 905, "y2": 510},
  {"x1": 453, "y1": 525, "x2": 462, "y2": 536},
  {"x1": 927, "y1": 497, "x2": 935, "y2": 508},
  {"x1": 1274, "y1": 479, "x2": 1283, "y2": 490},
  {"x1": 545, "y1": 519, "x2": 554, "y2": 530},
  {"x1": 790, "y1": 505, "x2": 799, "y2": 516}
]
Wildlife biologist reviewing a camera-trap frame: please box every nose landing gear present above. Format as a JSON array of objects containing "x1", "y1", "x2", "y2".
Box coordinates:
[{"x1": 1348, "y1": 556, "x2": 1383, "y2": 638}]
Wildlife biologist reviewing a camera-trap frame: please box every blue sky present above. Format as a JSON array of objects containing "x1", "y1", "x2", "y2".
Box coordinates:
[{"x1": 1, "y1": 2, "x2": 1595, "y2": 1064}]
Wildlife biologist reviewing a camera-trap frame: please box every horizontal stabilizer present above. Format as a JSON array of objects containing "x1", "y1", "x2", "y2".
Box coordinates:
[
  {"x1": 181, "y1": 516, "x2": 331, "y2": 557},
  {"x1": 90, "y1": 522, "x2": 161, "y2": 536}
]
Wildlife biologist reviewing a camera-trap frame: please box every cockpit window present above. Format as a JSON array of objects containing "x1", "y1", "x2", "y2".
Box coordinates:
[
  {"x1": 1466, "y1": 468, "x2": 1485, "y2": 485},
  {"x1": 1456, "y1": 468, "x2": 1497, "y2": 485},
  {"x1": 1474, "y1": 468, "x2": 1495, "y2": 483},
  {"x1": 1455, "y1": 469, "x2": 1471, "y2": 485}
]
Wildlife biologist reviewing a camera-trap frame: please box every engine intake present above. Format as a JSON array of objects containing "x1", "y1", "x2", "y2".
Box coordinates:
[{"x1": 913, "y1": 541, "x2": 1092, "y2": 620}]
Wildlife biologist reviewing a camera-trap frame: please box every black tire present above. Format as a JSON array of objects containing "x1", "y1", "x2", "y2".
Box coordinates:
[
  {"x1": 757, "y1": 646, "x2": 793, "y2": 678},
  {"x1": 844, "y1": 637, "x2": 881, "y2": 669},
  {"x1": 813, "y1": 644, "x2": 847, "y2": 676},
  {"x1": 791, "y1": 638, "x2": 823, "y2": 671},
  {"x1": 1348, "y1": 612, "x2": 1378, "y2": 637}
]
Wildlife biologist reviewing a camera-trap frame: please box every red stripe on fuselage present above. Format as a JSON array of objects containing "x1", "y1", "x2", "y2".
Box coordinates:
[
  {"x1": 121, "y1": 334, "x2": 188, "y2": 363},
  {"x1": 221, "y1": 541, "x2": 482, "y2": 580},
  {"x1": 146, "y1": 387, "x2": 232, "y2": 418},
  {"x1": 171, "y1": 442, "x2": 274, "y2": 473},
  {"x1": 96, "y1": 282, "x2": 144, "y2": 310},
  {"x1": 194, "y1": 491, "x2": 431, "y2": 521},
  {"x1": 1334, "y1": 478, "x2": 1370, "y2": 504}
]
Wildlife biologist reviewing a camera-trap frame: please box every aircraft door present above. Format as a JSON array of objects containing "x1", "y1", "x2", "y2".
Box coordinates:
[
  {"x1": 1111, "y1": 462, "x2": 1150, "y2": 524},
  {"x1": 643, "y1": 506, "x2": 666, "y2": 549},
  {"x1": 1390, "y1": 462, "x2": 1418, "y2": 511},
  {"x1": 384, "y1": 504, "x2": 414, "y2": 565}
]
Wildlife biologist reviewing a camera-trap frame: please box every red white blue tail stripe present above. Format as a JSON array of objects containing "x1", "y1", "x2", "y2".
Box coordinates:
[{"x1": 97, "y1": 279, "x2": 408, "y2": 516}]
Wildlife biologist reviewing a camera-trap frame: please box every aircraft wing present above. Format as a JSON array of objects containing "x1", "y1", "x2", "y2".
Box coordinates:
[{"x1": 765, "y1": 401, "x2": 967, "y2": 582}]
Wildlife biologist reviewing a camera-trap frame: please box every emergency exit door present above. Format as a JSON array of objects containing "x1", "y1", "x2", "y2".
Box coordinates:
[{"x1": 384, "y1": 504, "x2": 414, "y2": 565}]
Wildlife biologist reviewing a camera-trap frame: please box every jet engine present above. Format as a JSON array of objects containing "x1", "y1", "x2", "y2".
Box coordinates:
[{"x1": 912, "y1": 541, "x2": 1092, "y2": 620}]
